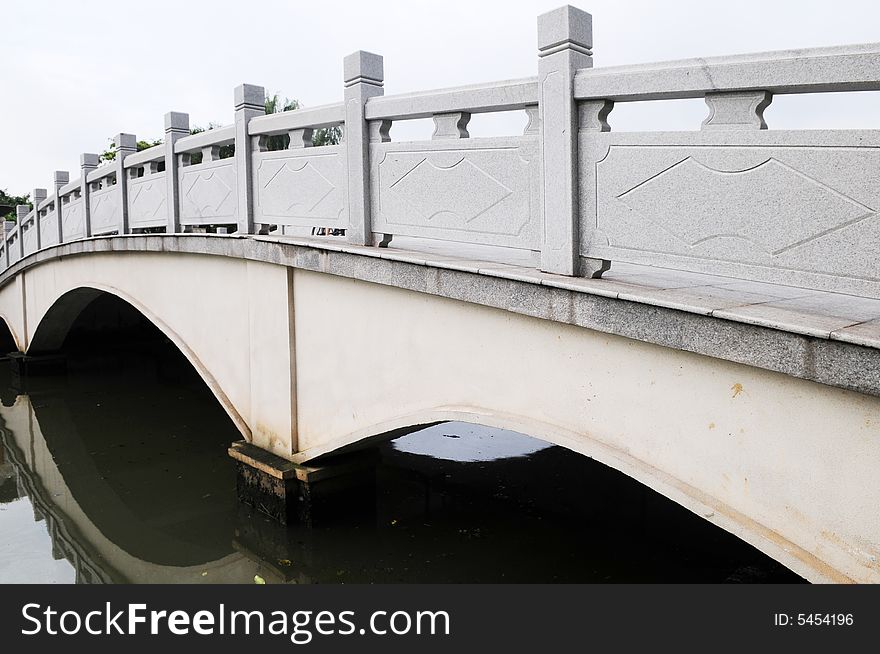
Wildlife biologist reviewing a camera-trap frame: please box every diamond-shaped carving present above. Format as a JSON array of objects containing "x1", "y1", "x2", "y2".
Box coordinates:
[
  {"x1": 390, "y1": 157, "x2": 512, "y2": 224},
  {"x1": 185, "y1": 172, "x2": 232, "y2": 216},
  {"x1": 261, "y1": 161, "x2": 337, "y2": 217},
  {"x1": 617, "y1": 157, "x2": 875, "y2": 255},
  {"x1": 63, "y1": 203, "x2": 81, "y2": 228},
  {"x1": 40, "y1": 214, "x2": 59, "y2": 246},
  {"x1": 131, "y1": 181, "x2": 166, "y2": 220},
  {"x1": 90, "y1": 192, "x2": 118, "y2": 231},
  {"x1": 63, "y1": 203, "x2": 84, "y2": 239}
]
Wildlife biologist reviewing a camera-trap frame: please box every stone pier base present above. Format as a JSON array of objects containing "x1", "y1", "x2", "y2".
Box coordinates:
[
  {"x1": 228, "y1": 441, "x2": 378, "y2": 525},
  {"x1": 6, "y1": 352, "x2": 68, "y2": 377}
]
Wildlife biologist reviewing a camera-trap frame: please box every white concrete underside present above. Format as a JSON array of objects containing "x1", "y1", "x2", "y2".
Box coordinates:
[{"x1": 0, "y1": 251, "x2": 877, "y2": 584}]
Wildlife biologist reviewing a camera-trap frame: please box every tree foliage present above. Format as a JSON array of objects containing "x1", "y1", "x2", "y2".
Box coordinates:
[
  {"x1": 0, "y1": 188, "x2": 30, "y2": 222},
  {"x1": 100, "y1": 139, "x2": 163, "y2": 163},
  {"x1": 264, "y1": 93, "x2": 342, "y2": 149},
  {"x1": 97, "y1": 92, "x2": 341, "y2": 164}
]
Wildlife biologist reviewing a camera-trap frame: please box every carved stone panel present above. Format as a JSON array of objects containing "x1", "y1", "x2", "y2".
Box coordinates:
[
  {"x1": 582, "y1": 130, "x2": 880, "y2": 296},
  {"x1": 62, "y1": 198, "x2": 85, "y2": 241},
  {"x1": 6, "y1": 234, "x2": 18, "y2": 263},
  {"x1": 40, "y1": 210, "x2": 60, "y2": 247},
  {"x1": 90, "y1": 186, "x2": 121, "y2": 235},
  {"x1": 371, "y1": 136, "x2": 539, "y2": 250},
  {"x1": 253, "y1": 146, "x2": 346, "y2": 228},
  {"x1": 128, "y1": 173, "x2": 168, "y2": 229},
  {"x1": 21, "y1": 224, "x2": 36, "y2": 256},
  {"x1": 179, "y1": 160, "x2": 238, "y2": 225}
]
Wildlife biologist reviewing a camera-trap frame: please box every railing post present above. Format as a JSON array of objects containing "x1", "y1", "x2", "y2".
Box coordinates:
[
  {"x1": 233, "y1": 84, "x2": 265, "y2": 235},
  {"x1": 114, "y1": 133, "x2": 136, "y2": 235},
  {"x1": 537, "y1": 5, "x2": 593, "y2": 276},
  {"x1": 31, "y1": 188, "x2": 47, "y2": 250},
  {"x1": 343, "y1": 50, "x2": 384, "y2": 246},
  {"x1": 15, "y1": 206, "x2": 28, "y2": 260},
  {"x1": 53, "y1": 171, "x2": 69, "y2": 244},
  {"x1": 164, "y1": 112, "x2": 189, "y2": 234},
  {"x1": 80, "y1": 153, "x2": 99, "y2": 237}
]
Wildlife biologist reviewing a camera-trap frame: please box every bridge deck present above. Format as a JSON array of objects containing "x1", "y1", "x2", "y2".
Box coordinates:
[{"x1": 378, "y1": 235, "x2": 880, "y2": 347}]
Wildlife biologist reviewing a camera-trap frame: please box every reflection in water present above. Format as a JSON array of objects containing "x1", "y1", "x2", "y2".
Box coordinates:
[
  {"x1": 0, "y1": 497, "x2": 76, "y2": 584},
  {"x1": 0, "y1": 294, "x2": 803, "y2": 584},
  {"x1": 392, "y1": 423, "x2": 552, "y2": 462}
]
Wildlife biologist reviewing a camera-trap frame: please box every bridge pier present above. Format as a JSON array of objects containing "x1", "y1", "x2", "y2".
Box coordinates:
[
  {"x1": 228, "y1": 441, "x2": 378, "y2": 525},
  {"x1": 6, "y1": 351, "x2": 67, "y2": 379}
]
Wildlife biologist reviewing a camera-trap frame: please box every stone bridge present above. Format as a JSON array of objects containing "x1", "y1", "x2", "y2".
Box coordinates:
[{"x1": 2, "y1": 6, "x2": 880, "y2": 583}]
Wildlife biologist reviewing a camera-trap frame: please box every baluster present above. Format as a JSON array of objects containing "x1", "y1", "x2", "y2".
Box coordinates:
[
  {"x1": 288, "y1": 128, "x2": 313, "y2": 149},
  {"x1": 432, "y1": 112, "x2": 470, "y2": 139},
  {"x1": 524, "y1": 105, "x2": 540, "y2": 136},
  {"x1": 202, "y1": 145, "x2": 221, "y2": 162},
  {"x1": 579, "y1": 100, "x2": 613, "y2": 132},
  {"x1": 252, "y1": 135, "x2": 268, "y2": 154},
  {"x1": 702, "y1": 91, "x2": 772, "y2": 130},
  {"x1": 368, "y1": 120, "x2": 391, "y2": 144}
]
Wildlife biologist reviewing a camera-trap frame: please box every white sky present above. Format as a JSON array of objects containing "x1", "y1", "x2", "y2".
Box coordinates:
[{"x1": 2, "y1": 0, "x2": 880, "y2": 195}]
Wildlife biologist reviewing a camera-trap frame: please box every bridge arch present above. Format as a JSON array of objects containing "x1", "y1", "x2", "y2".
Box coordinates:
[
  {"x1": 0, "y1": 312, "x2": 20, "y2": 353},
  {"x1": 28, "y1": 284, "x2": 243, "y2": 435},
  {"x1": 0, "y1": 251, "x2": 297, "y2": 456},
  {"x1": 307, "y1": 407, "x2": 835, "y2": 585}
]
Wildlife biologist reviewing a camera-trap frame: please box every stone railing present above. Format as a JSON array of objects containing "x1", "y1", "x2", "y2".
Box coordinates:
[{"x1": 5, "y1": 5, "x2": 880, "y2": 298}]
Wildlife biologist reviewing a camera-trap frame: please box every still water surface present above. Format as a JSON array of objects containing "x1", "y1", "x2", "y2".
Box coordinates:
[{"x1": 0, "y1": 346, "x2": 802, "y2": 584}]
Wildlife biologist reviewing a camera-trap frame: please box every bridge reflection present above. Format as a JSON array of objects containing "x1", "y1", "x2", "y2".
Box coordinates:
[{"x1": 0, "y1": 382, "x2": 282, "y2": 583}]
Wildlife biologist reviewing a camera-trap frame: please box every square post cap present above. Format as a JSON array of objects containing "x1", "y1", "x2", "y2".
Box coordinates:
[
  {"x1": 234, "y1": 84, "x2": 266, "y2": 109},
  {"x1": 114, "y1": 133, "x2": 137, "y2": 150},
  {"x1": 53, "y1": 170, "x2": 70, "y2": 185},
  {"x1": 538, "y1": 5, "x2": 592, "y2": 55},
  {"x1": 81, "y1": 153, "x2": 100, "y2": 168},
  {"x1": 344, "y1": 51, "x2": 384, "y2": 86},
  {"x1": 16, "y1": 205, "x2": 30, "y2": 220},
  {"x1": 165, "y1": 111, "x2": 190, "y2": 132},
  {"x1": 32, "y1": 188, "x2": 47, "y2": 202}
]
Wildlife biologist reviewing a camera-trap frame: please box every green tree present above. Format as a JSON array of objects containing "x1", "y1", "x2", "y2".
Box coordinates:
[
  {"x1": 96, "y1": 92, "x2": 341, "y2": 165},
  {"x1": 263, "y1": 93, "x2": 342, "y2": 149},
  {"x1": 265, "y1": 93, "x2": 300, "y2": 114},
  {"x1": 188, "y1": 122, "x2": 231, "y2": 164},
  {"x1": 0, "y1": 188, "x2": 30, "y2": 222},
  {"x1": 100, "y1": 138, "x2": 164, "y2": 163}
]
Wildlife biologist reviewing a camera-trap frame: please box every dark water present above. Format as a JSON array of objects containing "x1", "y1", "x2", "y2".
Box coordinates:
[{"x1": 0, "y1": 297, "x2": 803, "y2": 584}]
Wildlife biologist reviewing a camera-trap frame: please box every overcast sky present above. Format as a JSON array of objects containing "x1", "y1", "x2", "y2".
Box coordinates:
[{"x1": 2, "y1": 0, "x2": 879, "y2": 195}]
